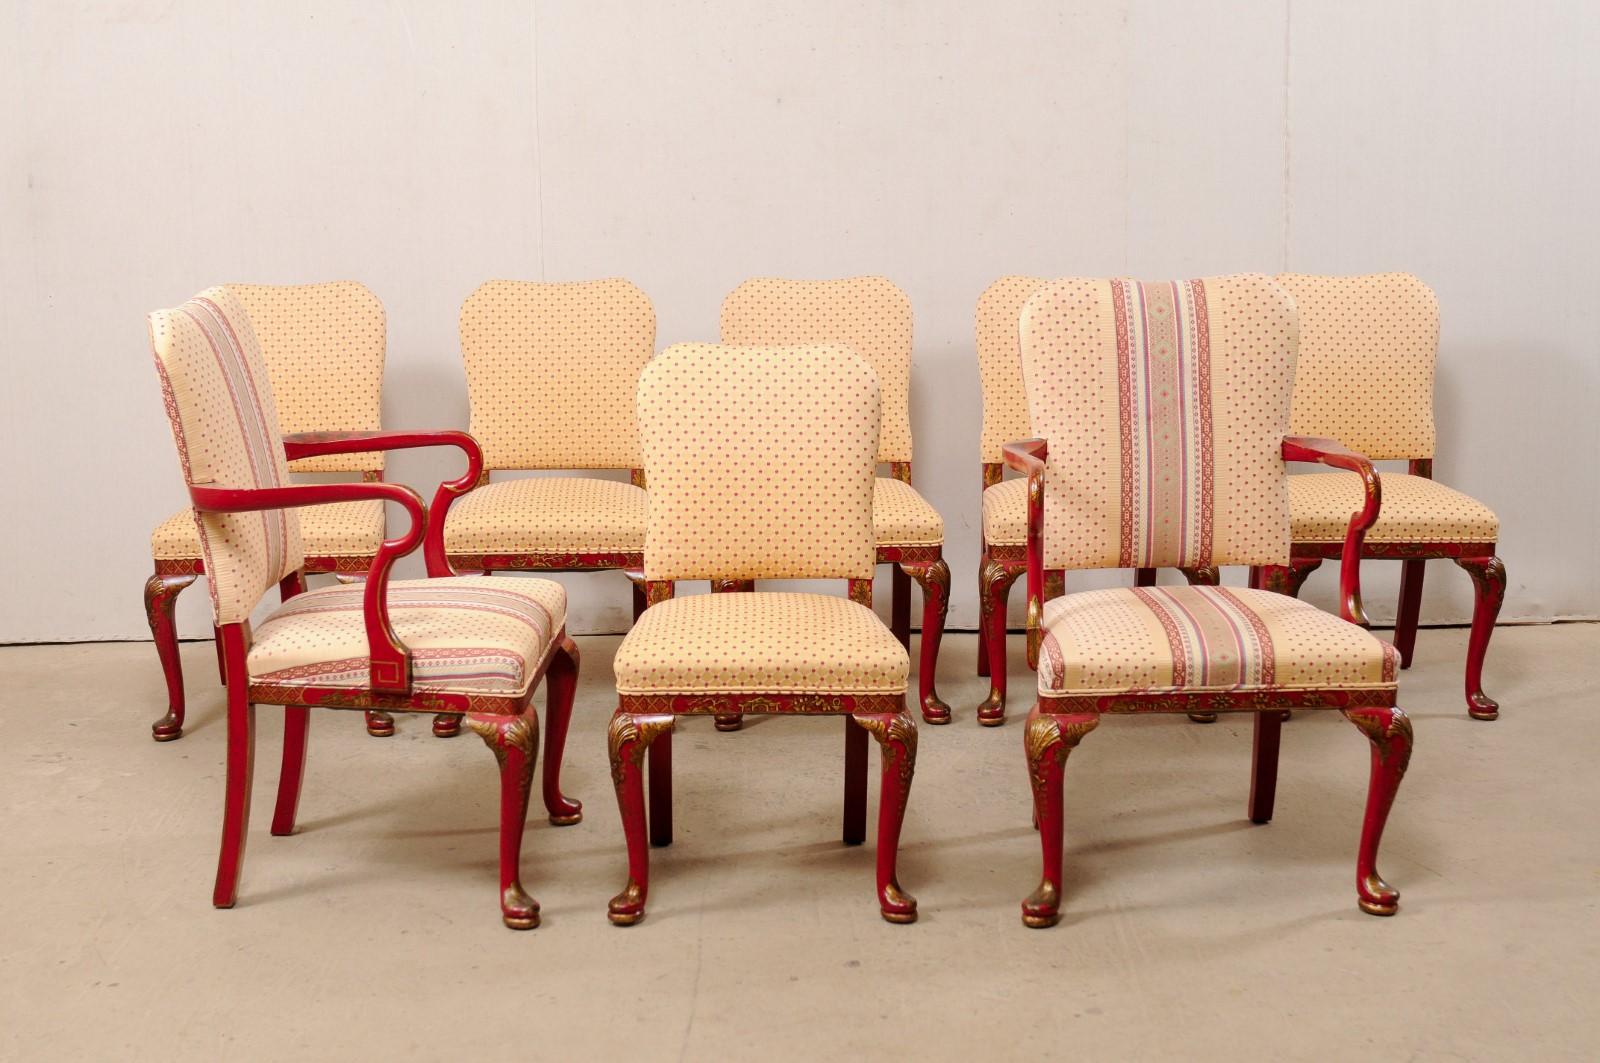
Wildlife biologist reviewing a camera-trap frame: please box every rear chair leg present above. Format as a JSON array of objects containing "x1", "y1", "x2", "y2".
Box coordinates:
[
  {"x1": 978, "y1": 560, "x2": 1021, "y2": 726},
  {"x1": 977, "y1": 545, "x2": 992, "y2": 677},
  {"x1": 1248, "y1": 709, "x2": 1282, "y2": 823},
  {"x1": 465, "y1": 712, "x2": 540, "y2": 929},
  {"x1": 852, "y1": 711, "x2": 918, "y2": 923},
  {"x1": 843, "y1": 716, "x2": 869, "y2": 844},
  {"x1": 145, "y1": 572, "x2": 198, "y2": 741},
  {"x1": 1021, "y1": 705, "x2": 1099, "y2": 928},
  {"x1": 542, "y1": 636, "x2": 583, "y2": 824},
  {"x1": 1394, "y1": 558, "x2": 1426, "y2": 669},
  {"x1": 270, "y1": 707, "x2": 311, "y2": 836},
  {"x1": 607, "y1": 713, "x2": 676, "y2": 925},
  {"x1": 1342, "y1": 706, "x2": 1413, "y2": 916},
  {"x1": 213, "y1": 626, "x2": 255, "y2": 907},
  {"x1": 1455, "y1": 556, "x2": 1506, "y2": 720},
  {"x1": 905, "y1": 559, "x2": 951, "y2": 724}
]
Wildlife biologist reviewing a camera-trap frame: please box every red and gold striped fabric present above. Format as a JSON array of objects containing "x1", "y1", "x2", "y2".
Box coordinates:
[
  {"x1": 1037, "y1": 585, "x2": 1398, "y2": 697},
  {"x1": 1020, "y1": 275, "x2": 1295, "y2": 572},
  {"x1": 247, "y1": 576, "x2": 566, "y2": 696},
  {"x1": 149, "y1": 287, "x2": 306, "y2": 625}
]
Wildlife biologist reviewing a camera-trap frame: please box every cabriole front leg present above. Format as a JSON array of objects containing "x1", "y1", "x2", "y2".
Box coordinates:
[
  {"x1": 904, "y1": 559, "x2": 951, "y2": 724},
  {"x1": 978, "y1": 559, "x2": 1023, "y2": 726},
  {"x1": 1342, "y1": 705, "x2": 1412, "y2": 915},
  {"x1": 1455, "y1": 555, "x2": 1506, "y2": 720},
  {"x1": 1021, "y1": 705, "x2": 1099, "y2": 928},
  {"x1": 465, "y1": 712, "x2": 541, "y2": 929},
  {"x1": 852, "y1": 711, "x2": 918, "y2": 923},
  {"x1": 607, "y1": 712, "x2": 676, "y2": 926},
  {"x1": 145, "y1": 571, "x2": 198, "y2": 741}
]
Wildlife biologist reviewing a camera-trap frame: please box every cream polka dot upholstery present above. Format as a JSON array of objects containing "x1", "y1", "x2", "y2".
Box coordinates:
[
  {"x1": 977, "y1": 275, "x2": 1047, "y2": 463},
  {"x1": 1020, "y1": 275, "x2": 1296, "y2": 572},
  {"x1": 460, "y1": 279, "x2": 655, "y2": 471},
  {"x1": 981, "y1": 478, "x2": 1029, "y2": 548},
  {"x1": 150, "y1": 288, "x2": 305, "y2": 624},
  {"x1": 639, "y1": 344, "x2": 878, "y2": 582},
  {"x1": 1277, "y1": 273, "x2": 1437, "y2": 462},
  {"x1": 873, "y1": 476, "x2": 944, "y2": 547},
  {"x1": 615, "y1": 592, "x2": 908, "y2": 696},
  {"x1": 720, "y1": 277, "x2": 914, "y2": 465},
  {"x1": 443, "y1": 477, "x2": 647, "y2": 556},
  {"x1": 152, "y1": 501, "x2": 385, "y2": 562},
  {"x1": 1290, "y1": 472, "x2": 1499, "y2": 544},
  {"x1": 1038, "y1": 586, "x2": 1398, "y2": 697},
  {"x1": 227, "y1": 282, "x2": 387, "y2": 473},
  {"x1": 248, "y1": 576, "x2": 566, "y2": 697}
]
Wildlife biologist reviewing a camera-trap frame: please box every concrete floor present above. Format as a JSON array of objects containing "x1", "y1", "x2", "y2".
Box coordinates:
[{"x1": 0, "y1": 625, "x2": 1595, "y2": 1060}]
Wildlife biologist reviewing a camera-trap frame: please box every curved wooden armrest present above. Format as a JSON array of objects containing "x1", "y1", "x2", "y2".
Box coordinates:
[
  {"x1": 1003, "y1": 439, "x2": 1048, "y2": 669},
  {"x1": 1282, "y1": 435, "x2": 1380, "y2": 626},
  {"x1": 189, "y1": 480, "x2": 427, "y2": 694},
  {"x1": 283, "y1": 429, "x2": 484, "y2": 579}
]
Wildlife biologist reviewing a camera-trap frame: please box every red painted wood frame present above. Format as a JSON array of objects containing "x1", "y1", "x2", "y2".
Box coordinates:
[
  {"x1": 191, "y1": 429, "x2": 582, "y2": 929},
  {"x1": 706, "y1": 460, "x2": 951, "y2": 732},
  {"x1": 1261, "y1": 459, "x2": 1506, "y2": 720},
  {"x1": 145, "y1": 466, "x2": 400, "y2": 743},
  {"x1": 607, "y1": 576, "x2": 918, "y2": 927},
  {"x1": 1004, "y1": 435, "x2": 1413, "y2": 928},
  {"x1": 433, "y1": 465, "x2": 649, "y2": 735}
]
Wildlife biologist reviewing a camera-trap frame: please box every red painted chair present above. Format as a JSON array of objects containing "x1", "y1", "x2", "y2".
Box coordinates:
[
  {"x1": 717, "y1": 277, "x2": 950, "y2": 728},
  {"x1": 605, "y1": 343, "x2": 918, "y2": 926},
  {"x1": 146, "y1": 282, "x2": 394, "y2": 741},
  {"x1": 1273, "y1": 273, "x2": 1506, "y2": 719},
  {"x1": 1009, "y1": 275, "x2": 1412, "y2": 927},
  {"x1": 148, "y1": 287, "x2": 580, "y2": 929}
]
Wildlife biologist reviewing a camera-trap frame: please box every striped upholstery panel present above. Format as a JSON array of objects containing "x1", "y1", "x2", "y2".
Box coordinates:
[
  {"x1": 247, "y1": 576, "x2": 565, "y2": 696},
  {"x1": 1020, "y1": 275, "x2": 1296, "y2": 572},
  {"x1": 1038, "y1": 586, "x2": 1399, "y2": 697},
  {"x1": 720, "y1": 276, "x2": 914, "y2": 464},
  {"x1": 149, "y1": 287, "x2": 305, "y2": 625}
]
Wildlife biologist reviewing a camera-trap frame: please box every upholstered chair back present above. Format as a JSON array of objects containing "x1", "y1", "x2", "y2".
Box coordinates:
[
  {"x1": 459, "y1": 278, "x2": 656, "y2": 470},
  {"x1": 1276, "y1": 272, "x2": 1439, "y2": 461},
  {"x1": 148, "y1": 287, "x2": 305, "y2": 625},
  {"x1": 638, "y1": 343, "x2": 879, "y2": 582},
  {"x1": 976, "y1": 275, "x2": 1047, "y2": 464},
  {"x1": 719, "y1": 276, "x2": 913, "y2": 465},
  {"x1": 227, "y1": 281, "x2": 386, "y2": 474},
  {"x1": 1019, "y1": 274, "x2": 1298, "y2": 572}
]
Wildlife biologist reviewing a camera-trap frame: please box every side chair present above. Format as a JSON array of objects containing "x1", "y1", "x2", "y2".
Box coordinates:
[{"x1": 605, "y1": 343, "x2": 918, "y2": 927}]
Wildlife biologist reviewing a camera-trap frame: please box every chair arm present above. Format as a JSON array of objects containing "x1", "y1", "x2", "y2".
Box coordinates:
[
  {"x1": 1003, "y1": 439, "x2": 1048, "y2": 669},
  {"x1": 1281, "y1": 435, "x2": 1380, "y2": 626},
  {"x1": 189, "y1": 480, "x2": 426, "y2": 694},
  {"x1": 282, "y1": 430, "x2": 484, "y2": 578}
]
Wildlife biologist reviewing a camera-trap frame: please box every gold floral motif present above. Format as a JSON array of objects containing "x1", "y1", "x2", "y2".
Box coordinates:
[
  {"x1": 1024, "y1": 712, "x2": 1098, "y2": 796},
  {"x1": 1343, "y1": 706, "x2": 1413, "y2": 776},
  {"x1": 848, "y1": 579, "x2": 873, "y2": 607},
  {"x1": 852, "y1": 712, "x2": 917, "y2": 795},
  {"x1": 646, "y1": 581, "x2": 675, "y2": 607},
  {"x1": 606, "y1": 713, "x2": 674, "y2": 786},
  {"x1": 982, "y1": 462, "x2": 1003, "y2": 490}
]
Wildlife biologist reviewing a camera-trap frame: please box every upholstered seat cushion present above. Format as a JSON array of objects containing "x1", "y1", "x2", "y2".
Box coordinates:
[
  {"x1": 1290, "y1": 472, "x2": 1498, "y2": 544},
  {"x1": 443, "y1": 476, "x2": 647, "y2": 556},
  {"x1": 874, "y1": 477, "x2": 943, "y2": 548},
  {"x1": 615, "y1": 592, "x2": 909, "y2": 696},
  {"x1": 981, "y1": 478, "x2": 1028, "y2": 547},
  {"x1": 247, "y1": 576, "x2": 566, "y2": 697},
  {"x1": 1038, "y1": 585, "x2": 1398, "y2": 697},
  {"x1": 151, "y1": 501, "x2": 384, "y2": 562}
]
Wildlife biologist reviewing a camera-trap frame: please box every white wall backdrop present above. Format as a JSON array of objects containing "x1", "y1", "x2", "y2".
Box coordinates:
[{"x1": 2, "y1": 0, "x2": 1595, "y2": 643}]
